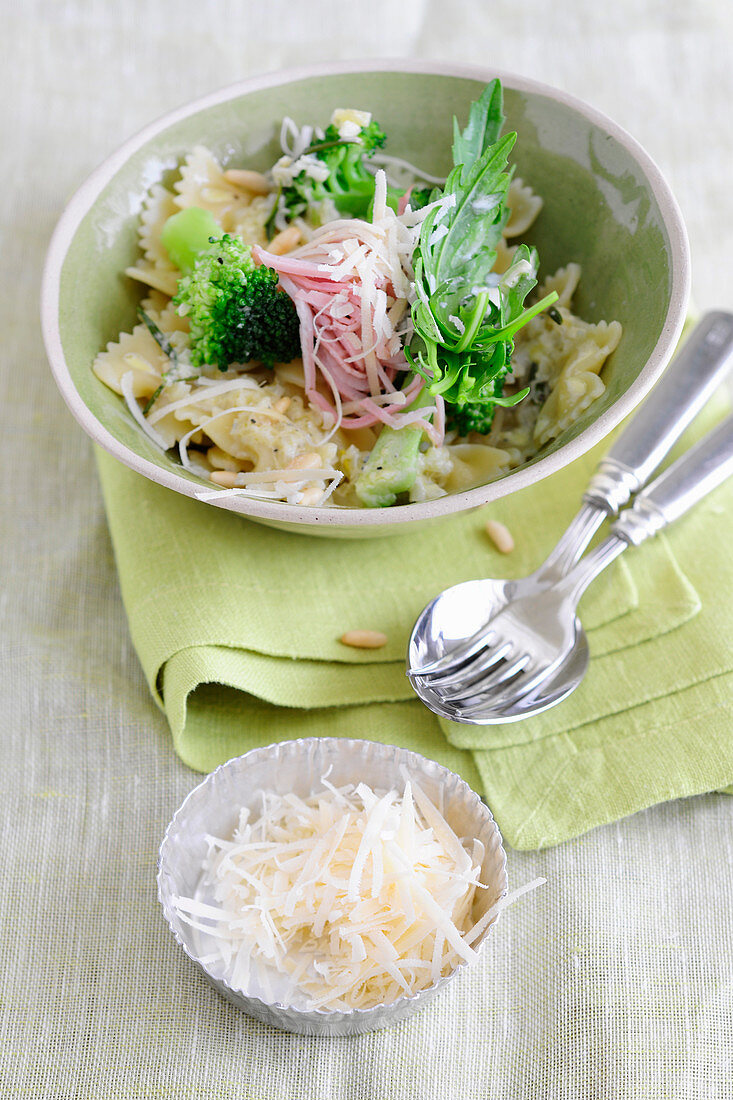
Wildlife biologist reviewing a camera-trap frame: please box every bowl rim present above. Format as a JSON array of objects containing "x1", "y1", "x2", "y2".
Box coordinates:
[
  {"x1": 156, "y1": 736, "x2": 508, "y2": 1026},
  {"x1": 41, "y1": 58, "x2": 691, "y2": 530}
]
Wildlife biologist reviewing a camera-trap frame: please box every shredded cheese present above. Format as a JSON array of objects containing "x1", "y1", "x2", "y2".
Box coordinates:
[
  {"x1": 120, "y1": 371, "x2": 167, "y2": 450},
  {"x1": 172, "y1": 777, "x2": 502, "y2": 1012}
]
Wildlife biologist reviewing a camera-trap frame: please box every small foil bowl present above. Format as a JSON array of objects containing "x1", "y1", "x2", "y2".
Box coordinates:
[{"x1": 157, "y1": 738, "x2": 507, "y2": 1036}]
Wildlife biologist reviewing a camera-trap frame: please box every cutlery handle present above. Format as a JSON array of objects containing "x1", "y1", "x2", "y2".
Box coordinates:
[
  {"x1": 583, "y1": 311, "x2": 733, "y2": 513},
  {"x1": 612, "y1": 411, "x2": 733, "y2": 545},
  {"x1": 536, "y1": 313, "x2": 733, "y2": 581}
]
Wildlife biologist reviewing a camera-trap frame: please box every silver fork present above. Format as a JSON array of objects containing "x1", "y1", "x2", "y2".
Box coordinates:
[
  {"x1": 413, "y1": 409, "x2": 733, "y2": 720},
  {"x1": 409, "y1": 311, "x2": 733, "y2": 682}
]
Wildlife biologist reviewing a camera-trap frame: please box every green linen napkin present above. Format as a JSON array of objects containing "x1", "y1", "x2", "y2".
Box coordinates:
[{"x1": 94, "y1": 390, "x2": 733, "y2": 850}]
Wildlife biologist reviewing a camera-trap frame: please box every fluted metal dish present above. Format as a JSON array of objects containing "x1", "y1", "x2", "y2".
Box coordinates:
[{"x1": 157, "y1": 738, "x2": 508, "y2": 1036}]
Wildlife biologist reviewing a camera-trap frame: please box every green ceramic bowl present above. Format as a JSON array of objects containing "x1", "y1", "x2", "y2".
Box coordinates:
[{"x1": 41, "y1": 61, "x2": 689, "y2": 538}]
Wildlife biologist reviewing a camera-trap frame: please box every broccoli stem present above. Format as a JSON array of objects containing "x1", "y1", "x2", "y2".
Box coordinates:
[
  {"x1": 354, "y1": 387, "x2": 434, "y2": 508},
  {"x1": 160, "y1": 206, "x2": 222, "y2": 273}
]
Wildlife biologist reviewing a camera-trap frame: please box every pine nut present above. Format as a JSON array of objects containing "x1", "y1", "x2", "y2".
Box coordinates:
[
  {"x1": 272, "y1": 396, "x2": 291, "y2": 414},
  {"x1": 298, "y1": 486, "x2": 323, "y2": 507},
  {"x1": 286, "y1": 452, "x2": 321, "y2": 470},
  {"x1": 269, "y1": 225, "x2": 303, "y2": 255},
  {"x1": 485, "y1": 519, "x2": 514, "y2": 554},
  {"x1": 223, "y1": 168, "x2": 271, "y2": 195},
  {"x1": 210, "y1": 470, "x2": 239, "y2": 488},
  {"x1": 339, "y1": 630, "x2": 388, "y2": 649}
]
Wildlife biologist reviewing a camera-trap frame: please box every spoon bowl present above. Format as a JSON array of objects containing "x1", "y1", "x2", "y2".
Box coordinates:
[
  {"x1": 409, "y1": 597, "x2": 590, "y2": 724},
  {"x1": 409, "y1": 577, "x2": 519, "y2": 673}
]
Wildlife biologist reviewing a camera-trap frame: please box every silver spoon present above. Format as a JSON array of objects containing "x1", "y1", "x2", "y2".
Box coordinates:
[
  {"x1": 409, "y1": 582, "x2": 590, "y2": 722},
  {"x1": 408, "y1": 311, "x2": 733, "y2": 685},
  {"x1": 410, "y1": 410, "x2": 733, "y2": 723}
]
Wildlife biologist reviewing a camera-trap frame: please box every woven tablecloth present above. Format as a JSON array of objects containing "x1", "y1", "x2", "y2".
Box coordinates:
[{"x1": 3, "y1": 2, "x2": 733, "y2": 1096}]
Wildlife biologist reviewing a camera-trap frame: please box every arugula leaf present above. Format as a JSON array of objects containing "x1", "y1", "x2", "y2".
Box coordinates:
[
  {"x1": 414, "y1": 131, "x2": 516, "y2": 351},
  {"x1": 408, "y1": 80, "x2": 557, "y2": 431},
  {"x1": 138, "y1": 307, "x2": 179, "y2": 365},
  {"x1": 451, "y1": 78, "x2": 505, "y2": 173}
]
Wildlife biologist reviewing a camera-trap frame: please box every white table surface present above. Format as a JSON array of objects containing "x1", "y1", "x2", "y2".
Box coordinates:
[{"x1": 3, "y1": 1, "x2": 733, "y2": 1096}]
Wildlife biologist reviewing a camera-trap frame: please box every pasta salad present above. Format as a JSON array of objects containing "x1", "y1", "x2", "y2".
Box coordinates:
[{"x1": 94, "y1": 81, "x2": 622, "y2": 509}]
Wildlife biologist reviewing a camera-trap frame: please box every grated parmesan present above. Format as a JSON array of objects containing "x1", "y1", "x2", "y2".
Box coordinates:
[{"x1": 172, "y1": 777, "x2": 504, "y2": 1012}]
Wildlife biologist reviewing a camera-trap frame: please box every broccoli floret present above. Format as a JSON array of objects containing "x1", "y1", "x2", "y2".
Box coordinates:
[
  {"x1": 443, "y1": 362, "x2": 529, "y2": 437},
  {"x1": 172, "y1": 230, "x2": 301, "y2": 370},
  {"x1": 446, "y1": 395, "x2": 499, "y2": 436},
  {"x1": 447, "y1": 404, "x2": 491, "y2": 436},
  {"x1": 278, "y1": 117, "x2": 402, "y2": 224},
  {"x1": 406, "y1": 185, "x2": 436, "y2": 212}
]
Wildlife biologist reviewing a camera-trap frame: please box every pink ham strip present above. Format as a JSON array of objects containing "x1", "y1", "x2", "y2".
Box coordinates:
[
  {"x1": 253, "y1": 239, "x2": 445, "y2": 442},
  {"x1": 397, "y1": 187, "x2": 414, "y2": 216}
]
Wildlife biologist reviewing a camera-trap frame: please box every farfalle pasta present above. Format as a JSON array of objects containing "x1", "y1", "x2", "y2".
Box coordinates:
[{"x1": 94, "y1": 82, "x2": 622, "y2": 508}]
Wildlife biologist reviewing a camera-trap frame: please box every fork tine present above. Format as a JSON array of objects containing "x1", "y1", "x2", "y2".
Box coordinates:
[
  {"x1": 431, "y1": 643, "x2": 518, "y2": 699},
  {"x1": 457, "y1": 658, "x2": 562, "y2": 719},
  {"x1": 443, "y1": 652, "x2": 532, "y2": 704},
  {"x1": 410, "y1": 638, "x2": 511, "y2": 692},
  {"x1": 414, "y1": 686, "x2": 468, "y2": 722}
]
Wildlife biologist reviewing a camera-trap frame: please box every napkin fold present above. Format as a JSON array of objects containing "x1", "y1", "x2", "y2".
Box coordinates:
[{"x1": 95, "y1": 389, "x2": 733, "y2": 849}]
